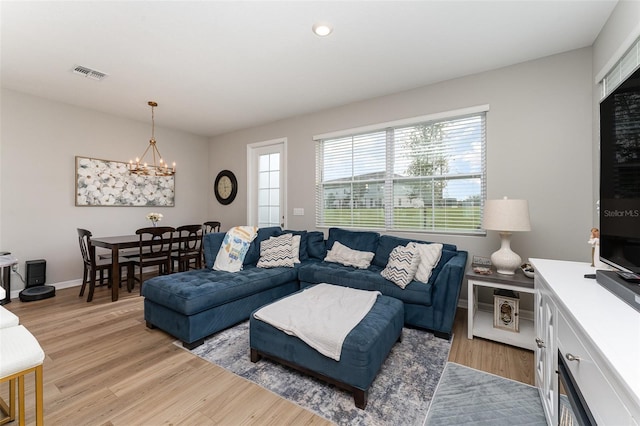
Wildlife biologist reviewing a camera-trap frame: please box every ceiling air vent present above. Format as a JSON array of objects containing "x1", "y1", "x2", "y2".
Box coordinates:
[{"x1": 72, "y1": 65, "x2": 108, "y2": 81}]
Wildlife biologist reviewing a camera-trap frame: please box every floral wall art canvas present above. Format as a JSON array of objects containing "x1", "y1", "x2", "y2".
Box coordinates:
[{"x1": 75, "y1": 156, "x2": 175, "y2": 207}]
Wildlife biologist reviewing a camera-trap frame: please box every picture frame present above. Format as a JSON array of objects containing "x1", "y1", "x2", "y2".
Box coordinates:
[
  {"x1": 75, "y1": 156, "x2": 175, "y2": 207},
  {"x1": 493, "y1": 290, "x2": 519, "y2": 332}
]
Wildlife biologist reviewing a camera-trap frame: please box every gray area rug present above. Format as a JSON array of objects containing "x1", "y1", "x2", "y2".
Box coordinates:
[
  {"x1": 182, "y1": 321, "x2": 451, "y2": 425},
  {"x1": 425, "y1": 362, "x2": 546, "y2": 425}
]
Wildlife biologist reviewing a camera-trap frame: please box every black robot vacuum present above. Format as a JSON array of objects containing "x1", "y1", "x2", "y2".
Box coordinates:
[{"x1": 19, "y1": 259, "x2": 55, "y2": 302}]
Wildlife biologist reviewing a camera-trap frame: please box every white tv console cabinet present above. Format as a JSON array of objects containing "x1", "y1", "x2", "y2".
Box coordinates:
[{"x1": 530, "y1": 258, "x2": 640, "y2": 425}]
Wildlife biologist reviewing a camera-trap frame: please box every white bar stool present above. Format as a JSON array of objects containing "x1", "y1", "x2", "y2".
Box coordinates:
[
  {"x1": 0, "y1": 325, "x2": 45, "y2": 426},
  {"x1": 0, "y1": 306, "x2": 18, "y2": 329}
]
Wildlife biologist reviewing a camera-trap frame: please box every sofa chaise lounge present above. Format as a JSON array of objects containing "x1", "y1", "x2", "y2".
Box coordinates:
[{"x1": 142, "y1": 227, "x2": 467, "y2": 349}]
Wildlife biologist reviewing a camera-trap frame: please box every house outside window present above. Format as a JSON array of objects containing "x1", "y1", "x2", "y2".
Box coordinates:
[{"x1": 315, "y1": 105, "x2": 488, "y2": 235}]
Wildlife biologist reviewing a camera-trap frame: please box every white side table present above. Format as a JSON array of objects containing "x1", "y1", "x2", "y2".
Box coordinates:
[{"x1": 466, "y1": 267, "x2": 535, "y2": 350}]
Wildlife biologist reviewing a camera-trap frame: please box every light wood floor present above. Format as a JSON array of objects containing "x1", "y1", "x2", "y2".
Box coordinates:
[{"x1": 3, "y1": 285, "x2": 534, "y2": 425}]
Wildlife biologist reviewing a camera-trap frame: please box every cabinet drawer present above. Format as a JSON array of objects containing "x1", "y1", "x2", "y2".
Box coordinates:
[{"x1": 558, "y1": 311, "x2": 632, "y2": 424}]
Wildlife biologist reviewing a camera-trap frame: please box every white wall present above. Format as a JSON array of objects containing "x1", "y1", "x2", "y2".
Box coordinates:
[
  {"x1": 210, "y1": 48, "x2": 595, "y2": 305},
  {"x1": 0, "y1": 89, "x2": 209, "y2": 293}
]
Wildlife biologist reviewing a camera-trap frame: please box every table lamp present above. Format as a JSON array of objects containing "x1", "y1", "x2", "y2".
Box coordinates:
[{"x1": 483, "y1": 197, "x2": 531, "y2": 275}]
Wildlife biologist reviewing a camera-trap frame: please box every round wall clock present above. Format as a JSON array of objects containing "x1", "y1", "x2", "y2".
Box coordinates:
[{"x1": 214, "y1": 170, "x2": 238, "y2": 205}]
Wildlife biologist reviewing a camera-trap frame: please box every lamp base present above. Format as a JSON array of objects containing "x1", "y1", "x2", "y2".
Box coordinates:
[{"x1": 490, "y1": 232, "x2": 522, "y2": 275}]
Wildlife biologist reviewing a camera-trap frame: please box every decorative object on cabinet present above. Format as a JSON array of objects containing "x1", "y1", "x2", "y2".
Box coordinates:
[
  {"x1": 493, "y1": 289, "x2": 519, "y2": 332},
  {"x1": 472, "y1": 255, "x2": 492, "y2": 267},
  {"x1": 75, "y1": 156, "x2": 175, "y2": 207},
  {"x1": 588, "y1": 227, "x2": 599, "y2": 267},
  {"x1": 129, "y1": 101, "x2": 175, "y2": 177},
  {"x1": 214, "y1": 170, "x2": 238, "y2": 205},
  {"x1": 521, "y1": 262, "x2": 535, "y2": 278},
  {"x1": 472, "y1": 255, "x2": 492, "y2": 274},
  {"x1": 483, "y1": 197, "x2": 531, "y2": 275},
  {"x1": 588, "y1": 227, "x2": 608, "y2": 269},
  {"x1": 473, "y1": 266, "x2": 492, "y2": 275}
]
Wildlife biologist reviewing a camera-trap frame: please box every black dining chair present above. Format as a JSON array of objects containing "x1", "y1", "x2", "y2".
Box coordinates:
[
  {"x1": 201, "y1": 221, "x2": 221, "y2": 265},
  {"x1": 77, "y1": 228, "x2": 133, "y2": 302},
  {"x1": 172, "y1": 225, "x2": 203, "y2": 272},
  {"x1": 129, "y1": 226, "x2": 175, "y2": 294},
  {"x1": 203, "y1": 221, "x2": 221, "y2": 234}
]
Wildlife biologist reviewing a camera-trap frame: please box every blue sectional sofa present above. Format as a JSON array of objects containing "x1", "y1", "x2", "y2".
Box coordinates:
[{"x1": 142, "y1": 226, "x2": 467, "y2": 348}]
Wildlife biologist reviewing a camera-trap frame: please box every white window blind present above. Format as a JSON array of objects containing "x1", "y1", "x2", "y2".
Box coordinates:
[
  {"x1": 315, "y1": 109, "x2": 487, "y2": 234},
  {"x1": 601, "y1": 35, "x2": 640, "y2": 100}
]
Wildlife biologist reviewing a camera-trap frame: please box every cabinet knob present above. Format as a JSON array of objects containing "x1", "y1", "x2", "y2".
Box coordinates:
[
  {"x1": 535, "y1": 337, "x2": 545, "y2": 348},
  {"x1": 565, "y1": 353, "x2": 581, "y2": 362}
]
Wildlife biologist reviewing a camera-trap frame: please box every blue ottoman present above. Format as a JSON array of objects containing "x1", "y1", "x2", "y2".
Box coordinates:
[{"x1": 250, "y1": 292, "x2": 404, "y2": 409}]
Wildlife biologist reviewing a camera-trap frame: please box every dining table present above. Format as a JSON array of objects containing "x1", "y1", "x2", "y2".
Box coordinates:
[
  {"x1": 90, "y1": 234, "x2": 142, "y2": 302},
  {"x1": 91, "y1": 230, "x2": 203, "y2": 302}
]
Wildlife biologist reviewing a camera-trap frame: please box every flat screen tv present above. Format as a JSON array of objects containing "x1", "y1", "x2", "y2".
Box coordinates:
[{"x1": 599, "y1": 66, "x2": 640, "y2": 273}]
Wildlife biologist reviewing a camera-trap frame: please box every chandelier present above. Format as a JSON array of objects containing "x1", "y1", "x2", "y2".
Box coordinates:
[{"x1": 129, "y1": 101, "x2": 175, "y2": 176}]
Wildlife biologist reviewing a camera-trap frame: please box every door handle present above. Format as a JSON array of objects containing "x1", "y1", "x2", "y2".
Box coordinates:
[{"x1": 565, "y1": 353, "x2": 581, "y2": 362}]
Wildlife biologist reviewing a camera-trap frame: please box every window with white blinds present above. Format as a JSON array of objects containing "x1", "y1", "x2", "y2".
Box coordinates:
[
  {"x1": 315, "y1": 107, "x2": 487, "y2": 234},
  {"x1": 601, "y1": 35, "x2": 640, "y2": 100}
]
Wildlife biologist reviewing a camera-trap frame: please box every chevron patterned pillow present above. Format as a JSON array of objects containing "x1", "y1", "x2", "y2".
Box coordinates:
[
  {"x1": 380, "y1": 243, "x2": 421, "y2": 289},
  {"x1": 257, "y1": 233, "x2": 295, "y2": 268}
]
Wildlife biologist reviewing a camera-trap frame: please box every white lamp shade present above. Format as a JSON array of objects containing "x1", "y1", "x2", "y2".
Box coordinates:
[{"x1": 483, "y1": 197, "x2": 531, "y2": 232}]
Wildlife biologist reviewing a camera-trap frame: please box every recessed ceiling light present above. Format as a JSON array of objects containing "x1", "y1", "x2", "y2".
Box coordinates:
[{"x1": 312, "y1": 22, "x2": 333, "y2": 37}]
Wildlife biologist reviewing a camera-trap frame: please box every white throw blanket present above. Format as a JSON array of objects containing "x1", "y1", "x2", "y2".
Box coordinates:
[{"x1": 253, "y1": 284, "x2": 380, "y2": 361}]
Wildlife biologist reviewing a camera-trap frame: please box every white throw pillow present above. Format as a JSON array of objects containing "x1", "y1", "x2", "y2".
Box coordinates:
[
  {"x1": 213, "y1": 226, "x2": 258, "y2": 272},
  {"x1": 291, "y1": 234, "x2": 301, "y2": 263},
  {"x1": 324, "y1": 241, "x2": 375, "y2": 269},
  {"x1": 257, "y1": 233, "x2": 295, "y2": 268},
  {"x1": 414, "y1": 243, "x2": 443, "y2": 283},
  {"x1": 381, "y1": 243, "x2": 421, "y2": 289}
]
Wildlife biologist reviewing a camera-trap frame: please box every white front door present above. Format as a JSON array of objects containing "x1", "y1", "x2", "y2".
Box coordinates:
[{"x1": 247, "y1": 139, "x2": 286, "y2": 228}]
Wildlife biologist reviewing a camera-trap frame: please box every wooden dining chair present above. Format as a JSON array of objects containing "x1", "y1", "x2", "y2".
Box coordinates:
[
  {"x1": 171, "y1": 225, "x2": 203, "y2": 272},
  {"x1": 77, "y1": 228, "x2": 133, "y2": 302},
  {"x1": 130, "y1": 226, "x2": 175, "y2": 294},
  {"x1": 203, "y1": 221, "x2": 221, "y2": 234}
]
